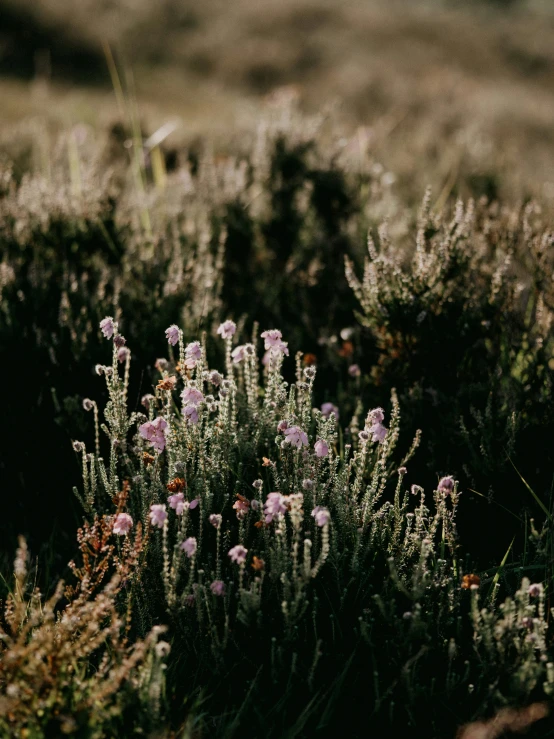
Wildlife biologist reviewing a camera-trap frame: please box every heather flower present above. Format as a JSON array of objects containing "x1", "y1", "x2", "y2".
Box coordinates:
[
  {"x1": 208, "y1": 370, "x2": 222, "y2": 386},
  {"x1": 302, "y1": 479, "x2": 313, "y2": 490},
  {"x1": 273, "y1": 340, "x2": 289, "y2": 356},
  {"x1": 139, "y1": 416, "x2": 168, "y2": 453},
  {"x1": 348, "y1": 364, "x2": 361, "y2": 377},
  {"x1": 113, "y1": 512, "x2": 133, "y2": 535},
  {"x1": 250, "y1": 499, "x2": 260, "y2": 511},
  {"x1": 141, "y1": 393, "x2": 154, "y2": 410},
  {"x1": 117, "y1": 346, "x2": 130, "y2": 363},
  {"x1": 529, "y1": 583, "x2": 543, "y2": 597},
  {"x1": 149, "y1": 504, "x2": 167, "y2": 528},
  {"x1": 181, "y1": 387, "x2": 204, "y2": 406},
  {"x1": 181, "y1": 537, "x2": 197, "y2": 558},
  {"x1": 165, "y1": 324, "x2": 180, "y2": 346},
  {"x1": 283, "y1": 425, "x2": 308, "y2": 449},
  {"x1": 155, "y1": 358, "x2": 169, "y2": 372},
  {"x1": 398, "y1": 466, "x2": 407, "y2": 475},
  {"x1": 100, "y1": 316, "x2": 115, "y2": 339},
  {"x1": 358, "y1": 430, "x2": 370, "y2": 443},
  {"x1": 210, "y1": 580, "x2": 225, "y2": 596},
  {"x1": 72, "y1": 441, "x2": 84, "y2": 453},
  {"x1": 369, "y1": 423, "x2": 387, "y2": 443},
  {"x1": 168, "y1": 493, "x2": 185, "y2": 515},
  {"x1": 369, "y1": 407, "x2": 385, "y2": 425},
  {"x1": 189, "y1": 499, "x2": 199, "y2": 510},
  {"x1": 114, "y1": 334, "x2": 126, "y2": 348},
  {"x1": 277, "y1": 419, "x2": 288, "y2": 433},
  {"x1": 82, "y1": 398, "x2": 94, "y2": 411},
  {"x1": 321, "y1": 402, "x2": 339, "y2": 420},
  {"x1": 184, "y1": 341, "x2": 202, "y2": 369},
  {"x1": 437, "y1": 476, "x2": 455, "y2": 493},
  {"x1": 228, "y1": 544, "x2": 248, "y2": 564},
  {"x1": 217, "y1": 320, "x2": 237, "y2": 339},
  {"x1": 231, "y1": 345, "x2": 246, "y2": 364},
  {"x1": 304, "y1": 366, "x2": 316, "y2": 380},
  {"x1": 233, "y1": 497, "x2": 250, "y2": 519},
  {"x1": 314, "y1": 439, "x2": 329, "y2": 458},
  {"x1": 209, "y1": 513, "x2": 222, "y2": 528},
  {"x1": 261, "y1": 329, "x2": 283, "y2": 349},
  {"x1": 252, "y1": 479, "x2": 263, "y2": 490},
  {"x1": 264, "y1": 492, "x2": 287, "y2": 523},
  {"x1": 95, "y1": 364, "x2": 104, "y2": 376},
  {"x1": 183, "y1": 406, "x2": 199, "y2": 425},
  {"x1": 312, "y1": 506, "x2": 330, "y2": 527}
]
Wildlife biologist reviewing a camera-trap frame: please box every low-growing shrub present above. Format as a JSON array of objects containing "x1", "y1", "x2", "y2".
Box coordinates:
[{"x1": 64, "y1": 316, "x2": 554, "y2": 736}]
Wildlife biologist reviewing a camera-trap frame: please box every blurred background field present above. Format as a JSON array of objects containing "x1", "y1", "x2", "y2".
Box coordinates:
[{"x1": 2, "y1": 0, "x2": 554, "y2": 203}]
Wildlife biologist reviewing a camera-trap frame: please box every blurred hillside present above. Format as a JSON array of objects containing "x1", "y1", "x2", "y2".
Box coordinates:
[{"x1": 1, "y1": 0, "x2": 554, "y2": 202}]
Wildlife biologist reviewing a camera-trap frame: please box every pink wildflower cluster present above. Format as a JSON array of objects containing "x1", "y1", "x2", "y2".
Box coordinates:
[
  {"x1": 311, "y1": 506, "x2": 330, "y2": 527},
  {"x1": 168, "y1": 492, "x2": 186, "y2": 515},
  {"x1": 367, "y1": 408, "x2": 387, "y2": 443},
  {"x1": 184, "y1": 341, "x2": 202, "y2": 369},
  {"x1": 437, "y1": 476, "x2": 455, "y2": 494},
  {"x1": 217, "y1": 320, "x2": 236, "y2": 339},
  {"x1": 150, "y1": 504, "x2": 167, "y2": 528},
  {"x1": 139, "y1": 417, "x2": 168, "y2": 453},
  {"x1": 181, "y1": 385, "x2": 204, "y2": 425},
  {"x1": 100, "y1": 316, "x2": 115, "y2": 339},
  {"x1": 231, "y1": 344, "x2": 254, "y2": 364},
  {"x1": 165, "y1": 324, "x2": 180, "y2": 346},
  {"x1": 314, "y1": 439, "x2": 329, "y2": 458},
  {"x1": 283, "y1": 425, "x2": 308, "y2": 449},
  {"x1": 261, "y1": 329, "x2": 289, "y2": 357},
  {"x1": 264, "y1": 492, "x2": 288, "y2": 523},
  {"x1": 228, "y1": 544, "x2": 248, "y2": 564},
  {"x1": 181, "y1": 537, "x2": 197, "y2": 558},
  {"x1": 113, "y1": 512, "x2": 133, "y2": 535},
  {"x1": 210, "y1": 580, "x2": 225, "y2": 596}
]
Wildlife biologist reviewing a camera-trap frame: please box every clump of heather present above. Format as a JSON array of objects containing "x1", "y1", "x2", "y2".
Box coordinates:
[
  {"x1": 68, "y1": 316, "x2": 554, "y2": 736},
  {"x1": 0, "y1": 538, "x2": 168, "y2": 738}
]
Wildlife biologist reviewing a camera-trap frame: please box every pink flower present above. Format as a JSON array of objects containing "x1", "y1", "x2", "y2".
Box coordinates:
[
  {"x1": 117, "y1": 346, "x2": 130, "y2": 363},
  {"x1": 184, "y1": 406, "x2": 199, "y2": 425},
  {"x1": 181, "y1": 537, "x2": 197, "y2": 558},
  {"x1": 114, "y1": 334, "x2": 126, "y2": 348},
  {"x1": 184, "y1": 341, "x2": 202, "y2": 369},
  {"x1": 348, "y1": 364, "x2": 361, "y2": 377},
  {"x1": 139, "y1": 417, "x2": 168, "y2": 453},
  {"x1": 168, "y1": 492, "x2": 185, "y2": 515},
  {"x1": 141, "y1": 394, "x2": 154, "y2": 410},
  {"x1": 312, "y1": 506, "x2": 330, "y2": 527},
  {"x1": 210, "y1": 580, "x2": 225, "y2": 596},
  {"x1": 437, "y1": 476, "x2": 455, "y2": 494},
  {"x1": 233, "y1": 498, "x2": 250, "y2": 520},
  {"x1": 208, "y1": 370, "x2": 222, "y2": 386},
  {"x1": 369, "y1": 407, "x2": 385, "y2": 425},
  {"x1": 209, "y1": 513, "x2": 222, "y2": 528},
  {"x1": 189, "y1": 498, "x2": 199, "y2": 510},
  {"x1": 149, "y1": 504, "x2": 167, "y2": 528},
  {"x1": 321, "y1": 403, "x2": 339, "y2": 420},
  {"x1": 228, "y1": 544, "x2": 248, "y2": 565},
  {"x1": 113, "y1": 512, "x2": 133, "y2": 535},
  {"x1": 314, "y1": 439, "x2": 329, "y2": 458},
  {"x1": 283, "y1": 425, "x2": 308, "y2": 449},
  {"x1": 277, "y1": 420, "x2": 288, "y2": 433},
  {"x1": 100, "y1": 317, "x2": 115, "y2": 339},
  {"x1": 261, "y1": 329, "x2": 283, "y2": 349},
  {"x1": 231, "y1": 345, "x2": 246, "y2": 364},
  {"x1": 528, "y1": 583, "x2": 544, "y2": 597},
  {"x1": 369, "y1": 423, "x2": 387, "y2": 443},
  {"x1": 264, "y1": 492, "x2": 287, "y2": 523},
  {"x1": 217, "y1": 320, "x2": 237, "y2": 339},
  {"x1": 181, "y1": 387, "x2": 204, "y2": 406},
  {"x1": 165, "y1": 325, "x2": 180, "y2": 346}
]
